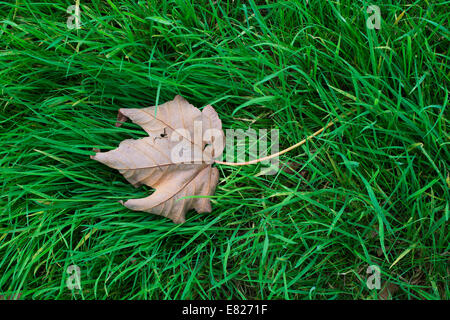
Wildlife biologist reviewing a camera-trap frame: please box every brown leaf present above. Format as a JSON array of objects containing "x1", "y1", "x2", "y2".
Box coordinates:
[{"x1": 92, "y1": 95, "x2": 224, "y2": 223}]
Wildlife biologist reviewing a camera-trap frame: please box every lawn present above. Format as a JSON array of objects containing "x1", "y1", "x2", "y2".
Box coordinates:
[{"x1": 0, "y1": 0, "x2": 448, "y2": 300}]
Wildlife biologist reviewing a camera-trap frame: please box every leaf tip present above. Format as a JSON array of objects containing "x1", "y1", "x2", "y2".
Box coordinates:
[{"x1": 90, "y1": 148, "x2": 100, "y2": 159}]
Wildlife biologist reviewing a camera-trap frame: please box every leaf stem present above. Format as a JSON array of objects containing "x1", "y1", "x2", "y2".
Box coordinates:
[{"x1": 214, "y1": 109, "x2": 354, "y2": 166}]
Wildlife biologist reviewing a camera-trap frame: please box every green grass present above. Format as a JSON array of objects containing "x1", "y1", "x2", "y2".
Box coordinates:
[{"x1": 0, "y1": 0, "x2": 448, "y2": 300}]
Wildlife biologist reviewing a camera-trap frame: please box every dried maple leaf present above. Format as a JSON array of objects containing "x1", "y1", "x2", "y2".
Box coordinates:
[
  {"x1": 91, "y1": 96, "x2": 354, "y2": 223},
  {"x1": 92, "y1": 95, "x2": 223, "y2": 223}
]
